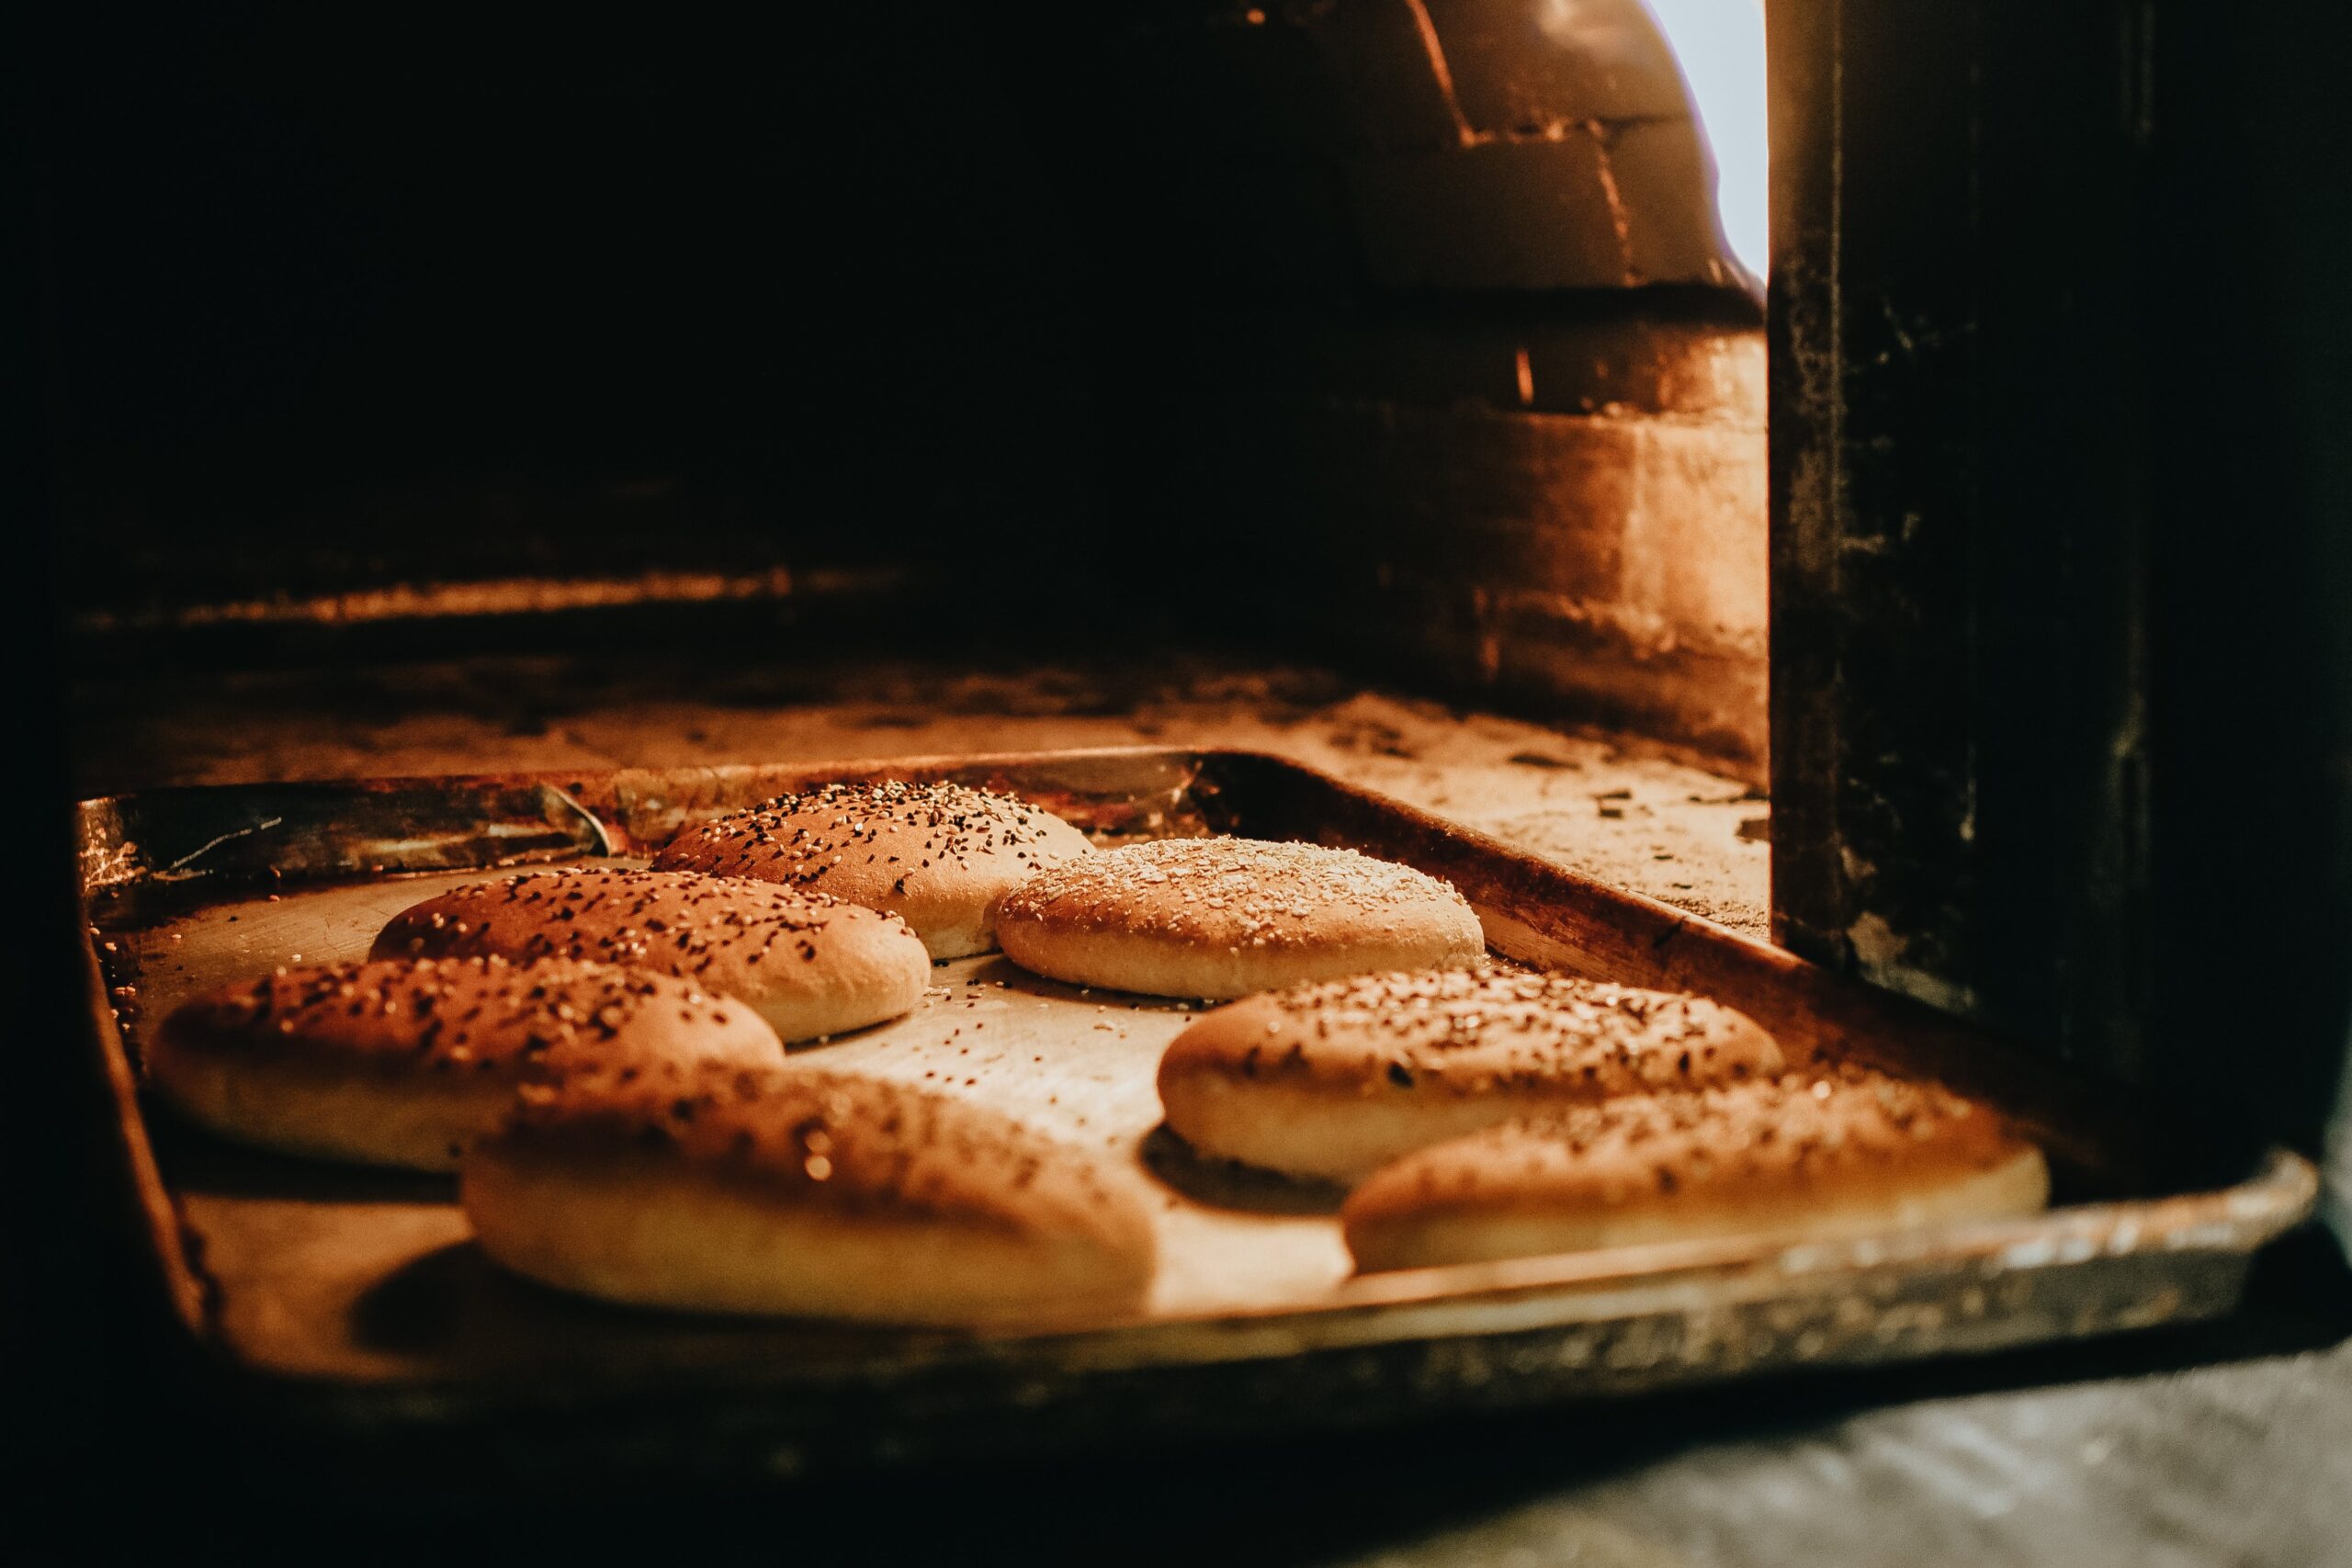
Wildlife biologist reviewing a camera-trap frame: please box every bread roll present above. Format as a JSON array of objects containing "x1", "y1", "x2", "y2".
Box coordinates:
[
  {"x1": 464, "y1": 1061, "x2": 1158, "y2": 1325},
  {"x1": 148, "y1": 957, "x2": 786, "y2": 1171},
  {"x1": 995, "y1": 838, "x2": 1485, "y2": 999},
  {"x1": 371, "y1": 867, "x2": 929, "y2": 1042},
  {"x1": 1158, "y1": 965, "x2": 1783, "y2": 1181},
  {"x1": 1343, "y1": 1070, "x2": 2049, "y2": 1272},
  {"x1": 650, "y1": 781, "x2": 1093, "y2": 958}
]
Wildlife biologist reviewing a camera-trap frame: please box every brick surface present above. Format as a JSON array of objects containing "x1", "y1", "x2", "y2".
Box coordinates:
[
  {"x1": 1350, "y1": 136, "x2": 1628, "y2": 288},
  {"x1": 1622, "y1": 420, "x2": 1769, "y2": 650},
  {"x1": 1423, "y1": 0, "x2": 1693, "y2": 129},
  {"x1": 1308, "y1": 567, "x2": 1766, "y2": 766},
  {"x1": 1349, "y1": 136, "x2": 1724, "y2": 290},
  {"x1": 1193, "y1": 309, "x2": 1762, "y2": 420},
  {"x1": 1290, "y1": 400, "x2": 1635, "y2": 600},
  {"x1": 1490, "y1": 599, "x2": 1768, "y2": 761},
  {"x1": 1605, "y1": 117, "x2": 1738, "y2": 286},
  {"x1": 1244, "y1": 395, "x2": 1766, "y2": 761}
]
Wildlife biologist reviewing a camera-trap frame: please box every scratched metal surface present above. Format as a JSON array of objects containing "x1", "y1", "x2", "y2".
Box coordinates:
[{"x1": 74, "y1": 749, "x2": 2314, "y2": 1475}]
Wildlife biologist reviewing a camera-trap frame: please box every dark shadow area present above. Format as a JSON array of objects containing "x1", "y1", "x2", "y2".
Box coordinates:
[
  {"x1": 345, "y1": 1239, "x2": 501, "y2": 1358},
  {"x1": 23, "y1": 1227, "x2": 2349, "y2": 1565},
  {"x1": 146, "y1": 1115, "x2": 458, "y2": 1206},
  {"x1": 965, "y1": 953, "x2": 1206, "y2": 1012},
  {"x1": 346, "y1": 1240, "x2": 939, "y2": 1370},
  {"x1": 1137, "y1": 1123, "x2": 1345, "y2": 1217}
]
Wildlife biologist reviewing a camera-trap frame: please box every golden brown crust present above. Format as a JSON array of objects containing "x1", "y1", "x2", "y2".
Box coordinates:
[
  {"x1": 147, "y1": 957, "x2": 786, "y2": 1170},
  {"x1": 1158, "y1": 965, "x2": 1784, "y2": 1180},
  {"x1": 1342, "y1": 1068, "x2": 2050, "y2": 1271},
  {"x1": 369, "y1": 867, "x2": 930, "y2": 1042},
  {"x1": 463, "y1": 1061, "x2": 1159, "y2": 1325},
  {"x1": 650, "y1": 781, "x2": 1093, "y2": 958},
  {"x1": 995, "y1": 839, "x2": 1486, "y2": 999}
]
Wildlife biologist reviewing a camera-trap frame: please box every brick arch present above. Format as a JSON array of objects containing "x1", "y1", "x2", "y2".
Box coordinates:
[{"x1": 1023, "y1": 0, "x2": 1742, "y2": 293}]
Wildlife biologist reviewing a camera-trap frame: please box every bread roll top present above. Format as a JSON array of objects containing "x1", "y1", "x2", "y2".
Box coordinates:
[
  {"x1": 373, "y1": 866, "x2": 889, "y2": 972},
  {"x1": 999, "y1": 838, "x2": 1481, "y2": 954},
  {"x1": 492, "y1": 1060, "x2": 1154, "y2": 1245},
  {"x1": 155, "y1": 955, "x2": 784, "y2": 1079},
  {"x1": 1162, "y1": 965, "x2": 1782, "y2": 1100},
  {"x1": 651, "y1": 779, "x2": 1091, "y2": 897},
  {"x1": 369, "y1": 866, "x2": 931, "y2": 1040},
  {"x1": 1345, "y1": 1068, "x2": 2041, "y2": 1233}
]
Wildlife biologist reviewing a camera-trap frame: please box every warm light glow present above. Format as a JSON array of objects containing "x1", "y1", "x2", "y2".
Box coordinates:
[{"x1": 1641, "y1": 0, "x2": 1769, "y2": 286}]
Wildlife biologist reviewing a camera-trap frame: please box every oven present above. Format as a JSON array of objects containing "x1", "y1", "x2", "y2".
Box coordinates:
[{"x1": 22, "y1": 3, "x2": 2352, "y2": 1559}]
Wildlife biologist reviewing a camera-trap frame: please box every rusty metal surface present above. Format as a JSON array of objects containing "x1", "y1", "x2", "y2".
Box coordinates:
[{"x1": 74, "y1": 747, "x2": 2314, "y2": 1474}]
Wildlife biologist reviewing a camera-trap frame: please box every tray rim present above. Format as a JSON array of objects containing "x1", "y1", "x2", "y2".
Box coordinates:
[{"x1": 73, "y1": 745, "x2": 2321, "y2": 1416}]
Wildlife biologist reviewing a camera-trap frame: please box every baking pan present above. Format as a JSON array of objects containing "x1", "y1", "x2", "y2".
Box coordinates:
[{"x1": 75, "y1": 747, "x2": 2315, "y2": 1478}]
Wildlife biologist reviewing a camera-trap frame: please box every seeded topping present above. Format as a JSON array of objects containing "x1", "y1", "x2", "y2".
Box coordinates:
[
  {"x1": 373, "y1": 867, "x2": 903, "y2": 978},
  {"x1": 162, "y1": 955, "x2": 775, "y2": 1074},
  {"x1": 1170, "y1": 964, "x2": 1781, "y2": 1098},
  {"x1": 651, "y1": 781, "x2": 1082, "y2": 891},
  {"x1": 1000, "y1": 838, "x2": 1473, "y2": 951},
  {"x1": 503, "y1": 1061, "x2": 1141, "y2": 1230},
  {"x1": 1374, "y1": 1067, "x2": 2027, "y2": 1206}
]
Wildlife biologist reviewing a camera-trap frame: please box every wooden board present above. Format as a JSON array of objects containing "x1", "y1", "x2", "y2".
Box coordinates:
[{"x1": 74, "y1": 748, "x2": 2316, "y2": 1475}]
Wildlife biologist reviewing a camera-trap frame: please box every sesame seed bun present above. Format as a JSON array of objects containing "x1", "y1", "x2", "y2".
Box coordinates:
[
  {"x1": 650, "y1": 781, "x2": 1093, "y2": 958},
  {"x1": 147, "y1": 957, "x2": 787, "y2": 1171},
  {"x1": 463, "y1": 1061, "x2": 1159, "y2": 1325},
  {"x1": 370, "y1": 867, "x2": 929, "y2": 1043},
  {"x1": 1158, "y1": 966, "x2": 1784, "y2": 1182},
  {"x1": 995, "y1": 839, "x2": 1486, "y2": 1000},
  {"x1": 1342, "y1": 1070, "x2": 2050, "y2": 1272}
]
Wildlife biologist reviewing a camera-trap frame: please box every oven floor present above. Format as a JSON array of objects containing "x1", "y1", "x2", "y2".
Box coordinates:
[{"x1": 69, "y1": 649, "x2": 1771, "y2": 935}]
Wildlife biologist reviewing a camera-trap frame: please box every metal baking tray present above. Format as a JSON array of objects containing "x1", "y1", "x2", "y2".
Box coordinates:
[{"x1": 75, "y1": 747, "x2": 2315, "y2": 1478}]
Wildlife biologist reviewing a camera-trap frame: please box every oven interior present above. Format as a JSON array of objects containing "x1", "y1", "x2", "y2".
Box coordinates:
[{"x1": 32, "y1": 3, "x2": 2352, "y2": 1263}]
